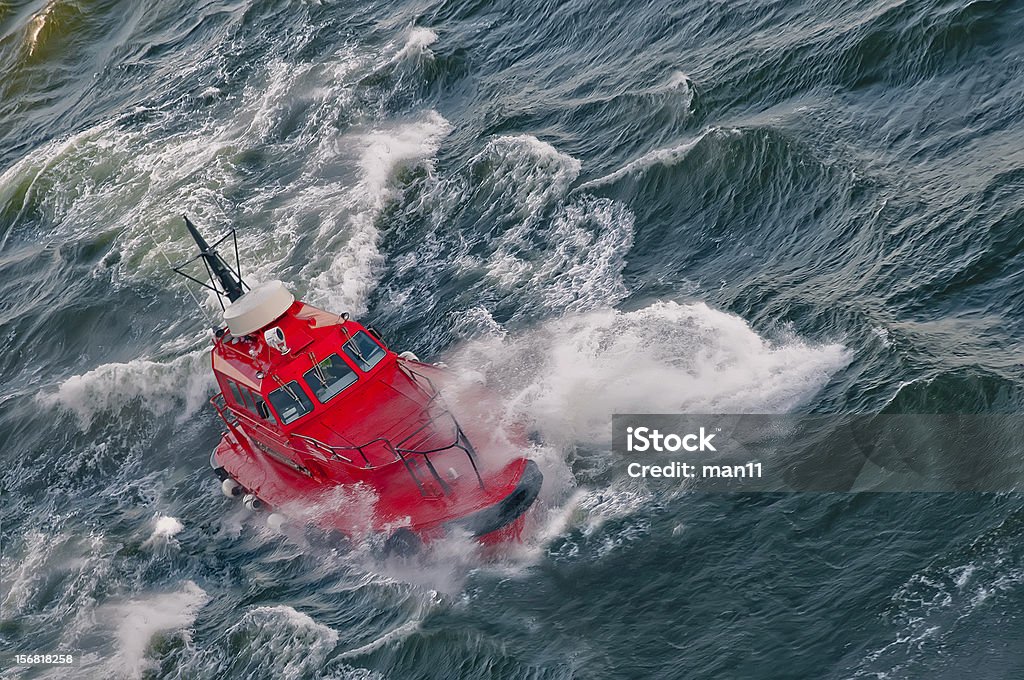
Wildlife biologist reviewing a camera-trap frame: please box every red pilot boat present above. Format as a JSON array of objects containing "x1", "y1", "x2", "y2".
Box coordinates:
[{"x1": 174, "y1": 218, "x2": 542, "y2": 551}]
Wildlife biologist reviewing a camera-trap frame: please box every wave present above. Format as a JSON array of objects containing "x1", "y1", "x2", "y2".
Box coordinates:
[
  {"x1": 469, "y1": 192, "x2": 634, "y2": 314},
  {"x1": 25, "y1": 2, "x2": 56, "y2": 58},
  {"x1": 337, "y1": 615, "x2": 421, "y2": 659},
  {"x1": 0, "y1": 27, "x2": 449, "y2": 318},
  {"x1": 1, "y1": 528, "x2": 117, "y2": 673},
  {"x1": 1, "y1": 528, "x2": 113, "y2": 607},
  {"x1": 393, "y1": 27, "x2": 438, "y2": 63},
  {"x1": 436, "y1": 299, "x2": 849, "y2": 568},
  {"x1": 15, "y1": 0, "x2": 83, "y2": 64},
  {"x1": 101, "y1": 581, "x2": 209, "y2": 679},
  {"x1": 373, "y1": 132, "x2": 637, "y2": 323},
  {"x1": 447, "y1": 300, "x2": 850, "y2": 446},
  {"x1": 468, "y1": 134, "x2": 582, "y2": 227},
  {"x1": 850, "y1": 501, "x2": 1024, "y2": 678},
  {"x1": 304, "y1": 111, "x2": 451, "y2": 314},
  {"x1": 660, "y1": 70, "x2": 694, "y2": 95},
  {"x1": 579, "y1": 126, "x2": 735, "y2": 190},
  {"x1": 36, "y1": 350, "x2": 214, "y2": 428},
  {"x1": 184, "y1": 605, "x2": 340, "y2": 680}
]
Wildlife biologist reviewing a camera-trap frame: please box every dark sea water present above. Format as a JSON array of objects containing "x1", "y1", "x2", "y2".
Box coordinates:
[{"x1": 2, "y1": 0, "x2": 1024, "y2": 677}]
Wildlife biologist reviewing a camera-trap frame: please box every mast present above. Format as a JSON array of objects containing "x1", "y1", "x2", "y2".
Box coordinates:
[{"x1": 181, "y1": 216, "x2": 246, "y2": 303}]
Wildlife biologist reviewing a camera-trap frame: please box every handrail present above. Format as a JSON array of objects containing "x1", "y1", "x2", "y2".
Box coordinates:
[
  {"x1": 212, "y1": 393, "x2": 280, "y2": 442},
  {"x1": 290, "y1": 434, "x2": 355, "y2": 464},
  {"x1": 395, "y1": 361, "x2": 485, "y2": 487},
  {"x1": 290, "y1": 432, "x2": 382, "y2": 466},
  {"x1": 211, "y1": 394, "x2": 340, "y2": 470},
  {"x1": 397, "y1": 359, "x2": 441, "y2": 401}
]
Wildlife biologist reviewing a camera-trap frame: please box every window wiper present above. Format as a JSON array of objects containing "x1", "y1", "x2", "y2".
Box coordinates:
[
  {"x1": 274, "y1": 376, "x2": 301, "y2": 403},
  {"x1": 307, "y1": 352, "x2": 329, "y2": 388},
  {"x1": 347, "y1": 338, "x2": 368, "y2": 364}
]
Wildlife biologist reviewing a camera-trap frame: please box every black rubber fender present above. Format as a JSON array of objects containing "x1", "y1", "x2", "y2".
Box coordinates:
[{"x1": 451, "y1": 459, "x2": 543, "y2": 538}]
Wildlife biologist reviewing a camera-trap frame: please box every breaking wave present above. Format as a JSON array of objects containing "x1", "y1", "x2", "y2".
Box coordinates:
[
  {"x1": 37, "y1": 350, "x2": 215, "y2": 427},
  {"x1": 101, "y1": 581, "x2": 209, "y2": 678},
  {"x1": 448, "y1": 300, "x2": 850, "y2": 446},
  {"x1": 304, "y1": 111, "x2": 451, "y2": 314}
]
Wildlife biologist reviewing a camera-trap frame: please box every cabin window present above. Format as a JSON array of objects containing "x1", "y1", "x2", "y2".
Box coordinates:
[
  {"x1": 343, "y1": 331, "x2": 386, "y2": 372},
  {"x1": 252, "y1": 393, "x2": 272, "y2": 421},
  {"x1": 225, "y1": 380, "x2": 272, "y2": 421},
  {"x1": 303, "y1": 353, "x2": 358, "y2": 403},
  {"x1": 267, "y1": 381, "x2": 314, "y2": 424},
  {"x1": 226, "y1": 381, "x2": 244, "y2": 406},
  {"x1": 243, "y1": 387, "x2": 272, "y2": 421}
]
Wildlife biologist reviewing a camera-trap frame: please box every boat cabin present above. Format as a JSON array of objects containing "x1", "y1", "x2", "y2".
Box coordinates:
[{"x1": 210, "y1": 282, "x2": 392, "y2": 433}]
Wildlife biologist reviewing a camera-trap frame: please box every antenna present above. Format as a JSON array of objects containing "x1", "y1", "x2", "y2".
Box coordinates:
[{"x1": 172, "y1": 216, "x2": 250, "y2": 311}]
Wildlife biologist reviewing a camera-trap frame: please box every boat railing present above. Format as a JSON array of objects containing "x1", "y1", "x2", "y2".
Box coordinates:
[
  {"x1": 291, "y1": 406, "x2": 485, "y2": 496},
  {"x1": 394, "y1": 360, "x2": 485, "y2": 493},
  {"x1": 210, "y1": 393, "x2": 350, "y2": 469},
  {"x1": 395, "y1": 408, "x2": 485, "y2": 494},
  {"x1": 396, "y1": 358, "x2": 441, "y2": 401},
  {"x1": 295, "y1": 360, "x2": 486, "y2": 495}
]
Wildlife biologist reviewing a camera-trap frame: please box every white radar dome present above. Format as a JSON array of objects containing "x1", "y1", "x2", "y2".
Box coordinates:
[{"x1": 223, "y1": 280, "x2": 295, "y2": 336}]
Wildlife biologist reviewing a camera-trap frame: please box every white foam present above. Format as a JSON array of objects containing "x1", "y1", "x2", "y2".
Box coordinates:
[
  {"x1": 142, "y1": 515, "x2": 184, "y2": 549},
  {"x1": 319, "y1": 668, "x2": 388, "y2": 680},
  {"x1": 106, "y1": 581, "x2": 209, "y2": 678},
  {"x1": 433, "y1": 300, "x2": 849, "y2": 569},
  {"x1": 447, "y1": 300, "x2": 850, "y2": 447},
  {"x1": 0, "y1": 18, "x2": 444, "y2": 327},
  {"x1": 872, "y1": 325, "x2": 892, "y2": 347},
  {"x1": 0, "y1": 111, "x2": 277, "y2": 283},
  {"x1": 37, "y1": 349, "x2": 215, "y2": 428},
  {"x1": 305, "y1": 111, "x2": 451, "y2": 314},
  {"x1": 366, "y1": 528, "x2": 486, "y2": 595},
  {"x1": 393, "y1": 26, "x2": 438, "y2": 62},
  {"x1": 279, "y1": 482, "x2": 381, "y2": 539},
  {"x1": 534, "y1": 195, "x2": 634, "y2": 311},
  {"x1": 240, "y1": 52, "x2": 360, "y2": 145},
  {"x1": 576, "y1": 480, "x2": 656, "y2": 534}
]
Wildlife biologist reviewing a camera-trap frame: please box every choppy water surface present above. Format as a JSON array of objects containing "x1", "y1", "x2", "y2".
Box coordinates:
[{"x1": 2, "y1": 0, "x2": 1023, "y2": 677}]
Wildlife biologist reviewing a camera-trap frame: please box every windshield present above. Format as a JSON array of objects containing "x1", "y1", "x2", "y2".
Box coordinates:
[
  {"x1": 343, "y1": 331, "x2": 386, "y2": 371},
  {"x1": 267, "y1": 380, "x2": 314, "y2": 424},
  {"x1": 303, "y1": 353, "x2": 358, "y2": 403}
]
